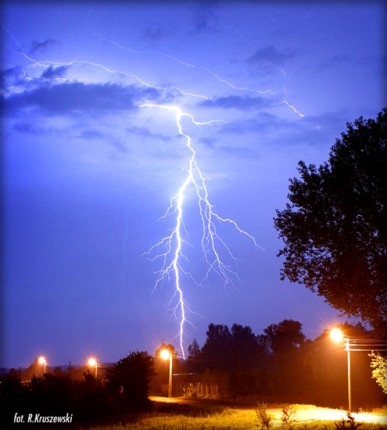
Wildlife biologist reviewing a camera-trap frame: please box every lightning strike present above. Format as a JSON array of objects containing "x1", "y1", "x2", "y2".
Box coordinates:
[
  {"x1": 86, "y1": 29, "x2": 305, "y2": 116},
  {"x1": 92, "y1": 30, "x2": 196, "y2": 68},
  {"x1": 141, "y1": 104, "x2": 260, "y2": 358},
  {"x1": 203, "y1": 67, "x2": 279, "y2": 96},
  {"x1": 4, "y1": 25, "x2": 294, "y2": 359}
]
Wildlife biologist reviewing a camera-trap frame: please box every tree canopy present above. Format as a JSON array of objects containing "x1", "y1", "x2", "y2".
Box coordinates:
[
  {"x1": 274, "y1": 109, "x2": 387, "y2": 333},
  {"x1": 185, "y1": 320, "x2": 385, "y2": 404},
  {"x1": 106, "y1": 351, "x2": 154, "y2": 412},
  {"x1": 369, "y1": 353, "x2": 387, "y2": 394},
  {"x1": 262, "y1": 319, "x2": 305, "y2": 354}
]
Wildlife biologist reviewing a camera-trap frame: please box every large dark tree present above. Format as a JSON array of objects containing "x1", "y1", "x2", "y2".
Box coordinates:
[
  {"x1": 260, "y1": 320, "x2": 306, "y2": 401},
  {"x1": 274, "y1": 109, "x2": 387, "y2": 333},
  {"x1": 185, "y1": 338, "x2": 202, "y2": 373},
  {"x1": 189, "y1": 323, "x2": 267, "y2": 396},
  {"x1": 262, "y1": 319, "x2": 305, "y2": 355},
  {"x1": 200, "y1": 324, "x2": 233, "y2": 371},
  {"x1": 106, "y1": 351, "x2": 154, "y2": 413}
]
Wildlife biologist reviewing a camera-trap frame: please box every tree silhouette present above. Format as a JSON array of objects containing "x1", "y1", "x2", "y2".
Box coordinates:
[
  {"x1": 186, "y1": 338, "x2": 202, "y2": 373},
  {"x1": 260, "y1": 319, "x2": 306, "y2": 400},
  {"x1": 190, "y1": 323, "x2": 267, "y2": 396},
  {"x1": 106, "y1": 351, "x2": 154, "y2": 413},
  {"x1": 29, "y1": 372, "x2": 74, "y2": 416},
  {"x1": 274, "y1": 109, "x2": 387, "y2": 334},
  {"x1": 262, "y1": 319, "x2": 305, "y2": 355},
  {"x1": 200, "y1": 324, "x2": 233, "y2": 371}
]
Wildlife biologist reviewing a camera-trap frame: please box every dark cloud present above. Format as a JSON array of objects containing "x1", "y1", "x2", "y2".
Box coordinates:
[
  {"x1": 246, "y1": 45, "x2": 297, "y2": 66},
  {"x1": 220, "y1": 120, "x2": 250, "y2": 135},
  {"x1": 221, "y1": 116, "x2": 283, "y2": 135},
  {"x1": 220, "y1": 110, "x2": 352, "y2": 150},
  {"x1": 2, "y1": 65, "x2": 70, "y2": 97},
  {"x1": 319, "y1": 53, "x2": 376, "y2": 71},
  {"x1": 41, "y1": 65, "x2": 70, "y2": 80},
  {"x1": 12, "y1": 122, "x2": 39, "y2": 134},
  {"x1": 4, "y1": 82, "x2": 161, "y2": 116},
  {"x1": 201, "y1": 95, "x2": 269, "y2": 110},
  {"x1": 1, "y1": 67, "x2": 25, "y2": 90},
  {"x1": 191, "y1": 2, "x2": 219, "y2": 33},
  {"x1": 29, "y1": 38, "x2": 60, "y2": 54}
]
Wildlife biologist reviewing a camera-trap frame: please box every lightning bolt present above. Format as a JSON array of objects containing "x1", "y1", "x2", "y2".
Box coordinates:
[
  {"x1": 3, "y1": 25, "x2": 298, "y2": 359},
  {"x1": 140, "y1": 104, "x2": 261, "y2": 358}
]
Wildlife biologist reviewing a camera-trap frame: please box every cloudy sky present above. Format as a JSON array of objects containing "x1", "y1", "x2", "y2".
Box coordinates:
[{"x1": 1, "y1": 1, "x2": 385, "y2": 367}]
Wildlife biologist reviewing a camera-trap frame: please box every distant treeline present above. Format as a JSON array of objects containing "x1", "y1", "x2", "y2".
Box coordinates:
[
  {"x1": 0, "y1": 351, "x2": 154, "y2": 428},
  {"x1": 1, "y1": 320, "x2": 385, "y2": 428},
  {"x1": 180, "y1": 320, "x2": 386, "y2": 408}
]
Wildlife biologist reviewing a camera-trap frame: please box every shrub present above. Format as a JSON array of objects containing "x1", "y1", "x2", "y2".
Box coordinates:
[
  {"x1": 335, "y1": 412, "x2": 361, "y2": 430},
  {"x1": 256, "y1": 402, "x2": 273, "y2": 430},
  {"x1": 281, "y1": 404, "x2": 297, "y2": 429}
]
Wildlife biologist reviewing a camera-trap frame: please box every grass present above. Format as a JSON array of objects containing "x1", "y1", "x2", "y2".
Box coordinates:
[
  {"x1": 91, "y1": 408, "x2": 259, "y2": 429},
  {"x1": 90, "y1": 402, "x2": 387, "y2": 430}
]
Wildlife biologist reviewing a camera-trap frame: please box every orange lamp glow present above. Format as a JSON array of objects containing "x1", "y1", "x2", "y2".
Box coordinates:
[
  {"x1": 38, "y1": 356, "x2": 46, "y2": 366},
  {"x1": 160, "y1": 349, "x2": 171, "y2": 360},
  {"x1": 87, "y1": 357, "x2": 97, "y2": 367},
  {"x1": 330, "y1": 327, "x2": 344, "y2": 343}
]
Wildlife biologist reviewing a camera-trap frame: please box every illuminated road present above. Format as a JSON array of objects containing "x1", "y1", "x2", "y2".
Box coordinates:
[
  {"x1": 267, "y1": 405, "x2": 387, "y2": 426},
  {"x1": 150, "y1": 397, "x2": 387, "y2": 425}
]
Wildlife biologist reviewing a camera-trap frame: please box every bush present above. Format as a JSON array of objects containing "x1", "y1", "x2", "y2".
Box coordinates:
[
  {"x1": 281, "y1": 404, "x2": 297, "y2": 429},
  {"x1": 256, "y1": 402, "x2": 273, "y2": 430},
  {"x1": 335, "y1": 412, "x2": 362, "y2": 430}
]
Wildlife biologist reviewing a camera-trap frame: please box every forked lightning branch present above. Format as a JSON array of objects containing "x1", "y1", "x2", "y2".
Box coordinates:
[
  {"x1": 141, "y1": 104, "x2": 260, "y2": 359},
  {"x1": 5, "y1": 25, "x2": 272, "y2": 360}
]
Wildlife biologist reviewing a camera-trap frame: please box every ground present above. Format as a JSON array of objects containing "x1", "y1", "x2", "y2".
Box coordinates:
[
  {"x1": 145, "y1": 396, "x2": 387, "y2": 428},
  {"x1": 89, "y1": 396, "x2": 387, "y2": 429}
]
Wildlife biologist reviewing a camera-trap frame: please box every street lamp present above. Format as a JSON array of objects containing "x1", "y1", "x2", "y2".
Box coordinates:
[
  {"x1": 330, "y1": 327, "x2": 344, "y2": 344},
  {"x1": 330, "y1": 328, "x2": 387, "y2": 413},
  {"x1": 160, "y1": 348, "x2": 173, "y2": 398},
  {"x1": 87, "y1": 357, "x2": 98, "y2": 378},
  {"x1": 38, "y1": 356, "x2": 47, "y2": 374},
  {"x1": 330, "y1": 328, "x2": 352, "y2": 412}
]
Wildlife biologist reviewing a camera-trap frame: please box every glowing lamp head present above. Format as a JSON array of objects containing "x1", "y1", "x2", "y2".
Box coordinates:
[
  {"x1": 160, "y1": 349, "x2": 171, "y2": 360},
  {"x1": 38, "y1": 356, "x2": 46, "y2": 366},
  {"x1": 87, "y1": 357, "x2": 97, "y2": 367},
  {"x1": 330, "y1": 327, "x2": 344, "y2": 343}
]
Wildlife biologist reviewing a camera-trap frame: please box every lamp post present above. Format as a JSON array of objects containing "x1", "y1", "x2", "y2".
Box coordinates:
[
  {"x1": 160, "y1": 348, "x2": 173, "y2": 398},
  {"x1": 87, "y1": 357, "x2": 98, "y2": 378},
  {"x1": 345, "y1": 337, "x2": 352, "y2": 413},
  {"x1": 330, "y1": 328, "x2": 351, "y2": 412},
  {"x1": 38, "y1": 356, "x2": 47, "y2": 374},
  {"x1": 330, "y1": 328, "x2": 387, "y2": 413}
]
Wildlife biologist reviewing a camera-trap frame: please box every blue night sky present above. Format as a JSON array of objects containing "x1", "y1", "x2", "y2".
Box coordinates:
[{"x1": 1, "y1": 1, "x2": 385, "y2": 368}]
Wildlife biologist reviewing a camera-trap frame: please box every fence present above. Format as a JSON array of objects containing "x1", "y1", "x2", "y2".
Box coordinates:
[{"x1": 174, "y1": 381, "x2": 219, "y2": 399}]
